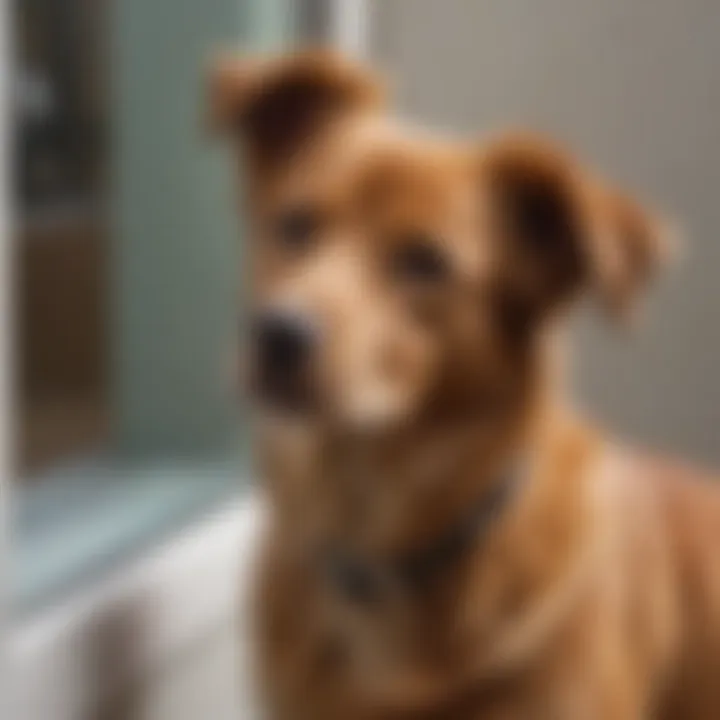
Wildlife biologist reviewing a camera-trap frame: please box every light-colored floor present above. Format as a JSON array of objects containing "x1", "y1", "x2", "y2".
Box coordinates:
[{"x1": 102, "y1": 624, "x2": 250, "y2": 720}]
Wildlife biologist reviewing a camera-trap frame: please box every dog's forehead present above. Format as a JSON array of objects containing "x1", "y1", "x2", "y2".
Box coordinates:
[
  {"x1": 259, "y1": 116, "x2": 489, "y2": 275},
  {"x1": 272, "y1": 116, "x2": 475, "y2": 219}
]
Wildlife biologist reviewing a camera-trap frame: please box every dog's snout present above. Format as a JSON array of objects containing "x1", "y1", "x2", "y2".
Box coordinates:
[
  {"x1": 253, "y1": 311, "x2": 317, "y2": 407},
  {"x1": 257, "y1": 312, "x2": 313, "y2": 370}
]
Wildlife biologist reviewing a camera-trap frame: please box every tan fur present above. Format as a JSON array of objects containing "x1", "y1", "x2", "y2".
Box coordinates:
[{"x1": 212, "y1": 50, "x2": 720, "y2": 719}]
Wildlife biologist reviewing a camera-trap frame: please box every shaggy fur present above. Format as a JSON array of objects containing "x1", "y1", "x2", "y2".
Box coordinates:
[{"x1": 211, "y1": 50, "x2": 720, "y2": 720}]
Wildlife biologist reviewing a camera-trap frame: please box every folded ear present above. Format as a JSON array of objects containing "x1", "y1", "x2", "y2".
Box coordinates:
[
  {"x1": 481, "y1": 134, "x2": 671, "y2": 328},
  {"x1": 589, "y1": 186, "x2": 675, "y2": 319},
  {"x1": 208, "y1": 49, "x2": 383, "y2": 171}
]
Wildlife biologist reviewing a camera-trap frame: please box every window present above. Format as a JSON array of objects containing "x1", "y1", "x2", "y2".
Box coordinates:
[
  {"x1": 18, "y1": 0, "x2": 109, "y2": 476},
  {"x1": 14, "y1": 0, "x2": 295, "y2": 613}
]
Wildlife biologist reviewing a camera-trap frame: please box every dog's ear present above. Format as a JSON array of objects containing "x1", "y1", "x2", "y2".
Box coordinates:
[
  {"x1": 481, "y1": 134, "x2": 672, "y2": 329},
  {"x1": 208, "y1": 49, "x2": 383, "y2": 171},
  {"x1": 589, "y1": 187, "x2": 675, "y2": 319}
]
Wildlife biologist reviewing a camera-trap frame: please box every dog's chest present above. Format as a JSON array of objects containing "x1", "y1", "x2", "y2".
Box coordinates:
[
  {"x1": 261, "y1": 584, "x2": 555, "y2": 720},
  {"x1": 304, "y1": 576, "x2": 427, "y2": 690},
  {"x1": 259, "y1": 547, "x2": 462, "y2": 720}
]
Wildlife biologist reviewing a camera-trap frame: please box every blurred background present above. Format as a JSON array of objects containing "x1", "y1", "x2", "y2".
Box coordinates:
[{"x1": 8, "y1": 1, "x2": 720, "y2": 719}]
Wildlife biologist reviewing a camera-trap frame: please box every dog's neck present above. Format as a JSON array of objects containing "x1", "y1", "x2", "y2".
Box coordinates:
[{"x1": 259, "y1": 386, "x2": 568, "y2": 565}]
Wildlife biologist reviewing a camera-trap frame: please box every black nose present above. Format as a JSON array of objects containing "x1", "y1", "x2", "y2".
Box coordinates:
[{"x1": 254, "y1": 311, "x2": 315, "y2": 380}]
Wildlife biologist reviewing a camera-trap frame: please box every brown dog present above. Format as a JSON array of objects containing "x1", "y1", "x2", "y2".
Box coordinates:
[{"x1": 211, "y1": 50, "x2": 720, "y2": 720}]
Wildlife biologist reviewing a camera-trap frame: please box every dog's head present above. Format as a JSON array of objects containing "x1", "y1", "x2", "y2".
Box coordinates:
[{"x1": 211, "y1": 50, "x2": 670, "y2": 431}]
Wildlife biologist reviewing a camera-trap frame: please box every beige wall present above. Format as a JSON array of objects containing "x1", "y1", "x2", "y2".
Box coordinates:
[{"x1": 372, "y1": 0, "x2": 720, "y2": 464}]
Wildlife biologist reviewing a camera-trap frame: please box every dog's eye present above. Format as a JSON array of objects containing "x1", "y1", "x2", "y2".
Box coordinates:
[
  {"x1": 391, "y1": 236, "x2": 449, "y2": 283},
  {"x1": 274, "y1": 206, "x2": 320, "y2": 251}
]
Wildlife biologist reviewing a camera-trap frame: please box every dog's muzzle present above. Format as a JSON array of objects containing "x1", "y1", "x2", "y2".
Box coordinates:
[{"x1": 252, "y1": 309, "x2": 318, "y2": 410}]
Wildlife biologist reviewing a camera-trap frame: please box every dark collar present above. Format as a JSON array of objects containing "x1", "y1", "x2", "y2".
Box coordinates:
[{"x1": 318, "y1": 466, "x2": 524, "y2": 606}]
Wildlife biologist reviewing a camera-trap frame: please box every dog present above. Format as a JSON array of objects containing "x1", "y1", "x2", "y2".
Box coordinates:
[{"x1": 211, "y1": 50, "x2": 720, "y2": 720}]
